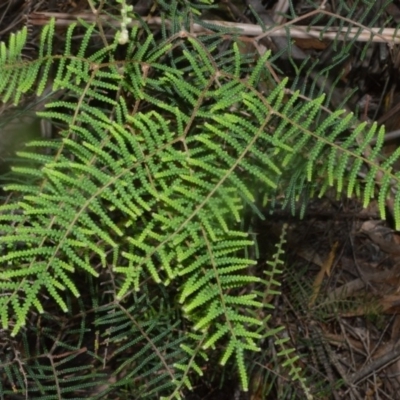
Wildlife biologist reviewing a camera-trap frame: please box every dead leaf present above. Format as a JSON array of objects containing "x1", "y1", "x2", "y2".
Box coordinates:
[{"x1": 309, "y1": 242, "x2": 338, "y2": 306}]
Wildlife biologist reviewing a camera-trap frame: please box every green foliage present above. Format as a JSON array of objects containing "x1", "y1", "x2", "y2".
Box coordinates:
[{"x1": 0, "y1": 3, "x2": 399, "y2": 398}]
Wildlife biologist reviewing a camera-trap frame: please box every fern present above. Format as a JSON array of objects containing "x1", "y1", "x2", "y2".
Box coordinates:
[{"x1": 0, "y1": 3, "x2": 399, "y2": 398}]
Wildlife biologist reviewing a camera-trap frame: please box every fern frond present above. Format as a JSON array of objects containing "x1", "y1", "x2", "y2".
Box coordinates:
[{"x1": 2, "y1": 7, "x2": 400, "y2": 396}]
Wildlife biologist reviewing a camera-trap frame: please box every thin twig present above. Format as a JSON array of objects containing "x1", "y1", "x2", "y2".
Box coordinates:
[
  {"x1": 28, "y1": 12, "x2": 400, "y2": 43},
  {"x1": 349, "y1": 341, "x2": 400, "y2": 384}
]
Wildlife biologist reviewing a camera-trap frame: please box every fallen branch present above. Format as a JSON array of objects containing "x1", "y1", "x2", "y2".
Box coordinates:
[{"x1": 28, "y1": 12, "x2": 400, "y2": 44}]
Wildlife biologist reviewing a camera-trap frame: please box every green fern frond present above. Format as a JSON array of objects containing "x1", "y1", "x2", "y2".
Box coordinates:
[{"x1": 2, "y1": 6, "x2": 400, "y2": 396}]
